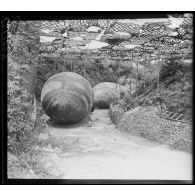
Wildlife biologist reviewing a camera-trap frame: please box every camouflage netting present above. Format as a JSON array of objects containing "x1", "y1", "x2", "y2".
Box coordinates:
[
  {"x1": 93, "y1": 82, "x2": 129, "y2": 109},
  {"x1": 109, "y1": 104, "x2": 192, "y2": 152},
  {"x1": 41, "y1": 72, "x2": 94, "y2": 124}
]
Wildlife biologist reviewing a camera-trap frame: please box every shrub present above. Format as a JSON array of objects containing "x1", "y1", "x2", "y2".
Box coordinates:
[
  {"x1": 8, "y1": 21, "x2": 40, "y2": 156},
  {"x1": 159, "y1": 58, "x2": 184, "y2": 81},
  {"x1": 8, "y1": 56, "x2": 37, "y2": 155}
]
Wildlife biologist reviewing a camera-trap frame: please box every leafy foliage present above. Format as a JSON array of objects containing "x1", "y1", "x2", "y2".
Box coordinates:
[
  {"x1": 36, "y1": 57, "x2": 129, "y2": 101},
  {"x1": 159, "y1": 58, "x2": 184, "y2": 81},
  {"x1": 8, "y1": 21, "x2": 40, "y2": 156}
]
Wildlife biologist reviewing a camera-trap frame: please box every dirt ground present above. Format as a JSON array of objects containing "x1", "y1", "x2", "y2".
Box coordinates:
[{"x1": 37, "y1": 109, "x2": 192, "y2": 180}]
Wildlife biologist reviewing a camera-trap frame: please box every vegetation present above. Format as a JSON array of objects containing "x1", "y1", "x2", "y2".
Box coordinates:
[
  {"x1": 36, "y1": 56, "x2": 134, "y2": 101},
  {"x1": 117, "y1": 14, "x2": 192, "y2": 117},
  {"x1": 119, "y1": 57, "x2": 192, "y2": 117},
  {"x1": 7, "y1": 21, "x2": 52, "y2": 178},
  {"x1": 109, "y1": 104, "x2": 192, "y2": 153},
  {"x1": 108, "y1": 14, "x2": 192, "y2": 152},
  {"x1": 8, "y1": 21, "x2": 38, "y2": 154}
]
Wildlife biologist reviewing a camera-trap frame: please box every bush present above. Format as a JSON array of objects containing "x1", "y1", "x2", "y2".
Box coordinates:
[
  {"x1": 119, "y1": 94, "x2": 138, "y2": 111},
  {"x1": 159, "y1": 58, "x2": 184, "y2": 81},
  {"x1": 110, "y1": 106, "x2": 192, "y2": 153},
  {"x1": 136, "y1": 78, "x2": 158, "y2": 97}
]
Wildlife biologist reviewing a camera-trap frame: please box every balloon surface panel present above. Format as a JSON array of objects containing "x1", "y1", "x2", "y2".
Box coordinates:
[
  {"x1": 41, "y1": 72, "x2": 94, "y2": 124},
  {"x1": 93, "y1": 82, "x2": 129, "y2": 109}
]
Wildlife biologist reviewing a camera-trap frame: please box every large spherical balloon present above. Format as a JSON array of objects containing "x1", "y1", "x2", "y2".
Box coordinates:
[
  {"x1": 93, "y1": 82, "x2": 129, "y2": 109},
  {"x1": 41, "y1": 72, "x2": 94, "y2": 124}
]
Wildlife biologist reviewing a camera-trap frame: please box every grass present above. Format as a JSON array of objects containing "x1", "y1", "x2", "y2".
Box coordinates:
[{"x1": 8, "y1": 101, "x2": 61, "y2": 179}]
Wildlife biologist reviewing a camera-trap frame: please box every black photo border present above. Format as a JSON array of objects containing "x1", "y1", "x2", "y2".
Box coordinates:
[{"x1": 0, "y1": 11, "x2": 194, "y2": 185}]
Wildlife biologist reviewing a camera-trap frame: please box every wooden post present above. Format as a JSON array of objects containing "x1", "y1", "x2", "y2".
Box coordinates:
[
  {"x1": 149, "y1": 53, "x2": 151, "y2": 82},
  {"x1": 97, "y1": 63, "x2": 100, "y2": 84},
  {"x1": 71, "y1": 56, "x2": 73, "y2": 72},
  {"x1": 144, "y1": 54, "x2": 146, "y2": 89},
  {"x1": 136, "y1": 56, "x2": 139, "y2": 97},
  {"x1": 157, "y1": 53, "x2": 160, "y2": 96},
  {"x1": 129, "y1": 51, "x2": 133, "y2": 95},
  {"x1": 118, "y1": 60, "x2": 121, "y2": 99},
  {"x1": 83, "y1": 58, "x2": 85, "y2": 77},
  {"x1": 115, "y1": 60, "x2": 118, "y2": 93},
  {"x1": 63, "y1": 58, "x2": 66, "y2": 70}
]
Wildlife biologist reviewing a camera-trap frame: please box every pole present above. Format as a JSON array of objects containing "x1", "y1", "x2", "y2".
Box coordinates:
[
  {"x1": 144, "y1": 54, "x2": 147, "y2": 89},
  {"x1": 63, "y1": 58, "x2": 66, "y2": 70},
  {"x1": 71, "y1": 55, "x2": 73, "y2": 72},
  {"x1": 119, "y1": 60, "x2": 121, "y2": 99},
  {"x1": 98, "y1": 64, "x2": 100, "y2": 80},
  {"x1": 129, "y1": 51, "x2": 133, "y2": 95},
  {"x1": 115, "y1": 60, "x2": 118, "y2": 93},
  {"x1": 136, "y1": 56, "x2": 139, "y2": 97},
  {"x1": 157, "y1": 53, "x2": 160, "y2": 96},
  {"x1": 149, "y1": 53, "x2": 151, "y2": 82},
  {"x1": 83, "y1": 58, "x2": 85, "y2": 77}
]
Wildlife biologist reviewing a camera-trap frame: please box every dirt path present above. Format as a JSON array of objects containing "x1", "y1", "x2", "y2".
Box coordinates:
[{"x1": 38, "y1": 109, "x2": 192, "y2": 180}]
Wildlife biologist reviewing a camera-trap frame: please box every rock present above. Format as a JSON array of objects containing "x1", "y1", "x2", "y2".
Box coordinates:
[
  {"x1": 41, "y1": 29, "x2": 54, "y2": 34},
  {"x1": 124, "y1": 44, "x2": 142, "y2": 49},
  {"x1": 169, "y1": 31, "x2": 178, "y2": 36},
  {"x1": 70, "y1": 36, "x2": 84, "y2": 41},
  {"x1": 83, "y1": 40, "x2": 109, "y2": 50},
  {"x1": 100, "y1": 33, "x2": 131, "y2": 43},
  {"x1": 41, "y1": 72, "x2": 94, "y2": 124},
  {"x1": 62, "y1": 32, "x2": 68, "y2": 38},
  {"x1": 86, "y1": 26, "x2": 101, "y2": 33},
  {"x1": 114, "y1": 32, "x2": 130, "y2": 36},
  {"x1": 93, "y1": 82, "x2": 129, "y2": 109},
  {"x1": 40, "y1": 36, "x2": 58, "y2": 43}
]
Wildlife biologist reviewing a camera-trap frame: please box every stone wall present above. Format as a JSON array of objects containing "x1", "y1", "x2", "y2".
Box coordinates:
[{"x1": 109, "y1": 105, "x2": 192, "y2": 153}]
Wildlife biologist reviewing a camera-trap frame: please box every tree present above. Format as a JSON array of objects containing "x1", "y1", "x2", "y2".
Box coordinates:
[{"x1": 8, "y1": 20, "x2": 41, "y2": 154}]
